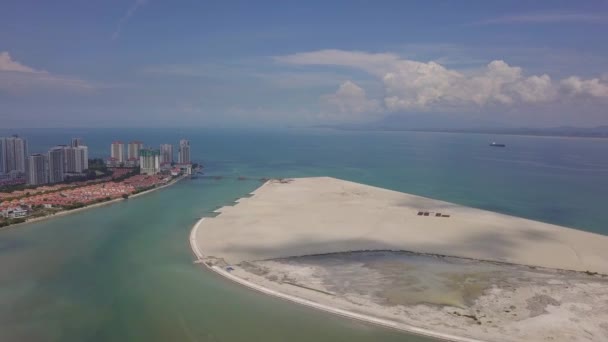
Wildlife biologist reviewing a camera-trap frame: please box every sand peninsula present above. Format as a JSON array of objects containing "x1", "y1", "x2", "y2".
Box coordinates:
[{"x1": 191, "y1": 177, "x2": 608, "y2": 342}]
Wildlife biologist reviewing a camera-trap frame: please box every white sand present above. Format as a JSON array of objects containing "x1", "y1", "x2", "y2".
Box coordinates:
[
  {"x1": 190, "y1": 220, "x2": 482, "y2": 342},
  {"x1": 226, "y1": 259, "x2": 608, "y2": 342},
  {"x1": 238, "y1": 255, "x2": 608, "y2": 342},
  {"x1": 195, "y1": 177, "x2": 608, "y2": 273},
  {"x1": 191, "y1": 177, "x2": 608, "y2": 341}
]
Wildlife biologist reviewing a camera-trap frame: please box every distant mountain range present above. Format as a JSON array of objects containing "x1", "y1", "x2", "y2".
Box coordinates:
[
  {"x1": 321, "y1": 125, "x2": 608, "y2": 138},
  {"x1": 410, "y1": 126, "x2": 608, "y2": 138},
  {"x1": 317, "y1": 124, "x2": 608, "y2": 138}
]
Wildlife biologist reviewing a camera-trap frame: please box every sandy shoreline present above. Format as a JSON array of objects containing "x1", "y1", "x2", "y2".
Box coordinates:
[
  {"x1": 1, "y1": 175, "x2": 186, "y2": 231},
  {"x1": 190, "y1": 177, "x2": 608, "y2": 341},
  {"x1": 189, "y1": 216, "x2": 480, "y2": 342},
  {"x1": 235, "y1": 252, "x2": 608, "y2": 342},
  {"x1": 196, "y1": 177, "x2": 608, "y2": 273}
]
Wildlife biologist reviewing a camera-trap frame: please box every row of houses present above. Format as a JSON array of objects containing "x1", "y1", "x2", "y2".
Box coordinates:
[
  {"x1": 0, "y1": 167, "x2": 137, "y2": 202},
  {"x1": 0, "y1": 173, "x2": 172, "y2": 218}
]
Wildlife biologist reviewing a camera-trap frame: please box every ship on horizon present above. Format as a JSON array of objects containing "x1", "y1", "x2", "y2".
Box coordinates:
[{"x1": 490, "y1": 142, "x2": 506, "y2": 147}]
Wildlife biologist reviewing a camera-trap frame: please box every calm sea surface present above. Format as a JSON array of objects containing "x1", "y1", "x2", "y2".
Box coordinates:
[{"x1": 1, "y1": 128, "x2": 607, "y2": 341}]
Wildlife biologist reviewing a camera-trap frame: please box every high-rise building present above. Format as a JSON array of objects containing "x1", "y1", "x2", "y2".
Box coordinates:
[
  {"x1": 111, "y1": 141, "x2": 125, "y2": 164},
  {"x1": 48, "y1": 146, "x2": 66, "y2": 184},
  {"x1": 178, "y1": 139, "x2": 191, "y2": 164},
  {"x1": 78, "y1": 146, "x2": 88, "y2": 171},
  {"x1": 160, "y1": 144, "x2": 173, "y2": 164},
  {"x1": 65, "y1": 145, "x2": 89, "y2": 173},
  {"x1": 0, "y1": 138, "x2": 6, "y2": 174},
  {"x1": 139, "y1": 148, "x2": 160, "y2": 175},
  {"x1": 0, "y1": 135, "x2": 28, "y2": 174},
  {"x1": 70, "y1": 138, "x2": 83, "y2": 148},
  {"x1": 26, "y1": 154, "x2": 48, "y2": 185},
  {"x1": 128, "y1": 141, "x2": 143, "y2": 160}
]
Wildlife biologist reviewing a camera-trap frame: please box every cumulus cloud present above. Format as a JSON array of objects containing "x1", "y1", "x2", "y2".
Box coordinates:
[
  {"x1": 452, "y1": 60, "x2": 556, "y2": 107},
  {"x1": 560, "y1": 76, "x2": 608, "y2": 97},
  {"x1": 277, "y1": 49, "x2": 608, "y2": 114},
  {"x1": 382, "y1": 60, "x2": 461, "y2": 110},
  {"x1": 322, "y1": 81, "x2": 381, "y2": 114}
]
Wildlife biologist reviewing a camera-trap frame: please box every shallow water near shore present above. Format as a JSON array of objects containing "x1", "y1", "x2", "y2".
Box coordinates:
[{"x1": 1, "y1": 128, "x2": 607, "y2": 341}]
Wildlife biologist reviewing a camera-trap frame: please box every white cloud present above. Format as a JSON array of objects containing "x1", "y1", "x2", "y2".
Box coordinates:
[
  {"x1": 0, "y1": 51, "x2": 95, "y2": 93},
  {"x1": 509, "y1": 75, "x2": 555, "y2": 103},
  {"x1": 458, "y1": 60, "x2": 556, "y2": 107},
  {"x1": 383, "y1": 60, "x2": 461, "y2": 110},
  {"x1": 560, "y1": 76, "x2": 608, "y2": 98},
  {"x1": 0, "y1": 52, "x2": 43, "y2": 73},
  {"x1": 322, "y1": 81, "x2": 381, "y2": 115},
  {"x1": 276, "y1": 49, "x2": 608, "y2": 114}
]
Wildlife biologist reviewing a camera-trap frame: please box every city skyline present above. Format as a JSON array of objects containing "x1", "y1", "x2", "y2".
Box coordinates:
[
  {"x1": 1, "y1": 1, "x2": 607, "y2": 129},
  {"x1": 1, "y1": 133, "x2": 191, "y2": 186},
  {"x1": 2, "y1": 137, "x2": 91, "y2": 186}
]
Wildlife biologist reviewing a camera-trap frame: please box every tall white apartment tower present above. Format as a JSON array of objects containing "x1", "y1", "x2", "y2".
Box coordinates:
[
  {"x1": 0, "y1": 138, "x2": 7, "y2": 174},
  {"x1": 178, "y1": 139, "x2": 191, "y2": 164},
  {"x1": 48, "y1": 146, "x2": 66, "y2": 184},
  {"x1": 128, "y1": 141, "x2": 143, "y2": 160},
  {"x1": 26, "y1": 154, "x2": 48, "y2": 185},
  {"x1": 78, "y1": 146, "x2": 88, "y2": 171},
  {"x1": 0, "y1": 135, "x2": 28, "y2": 174},
  {"x1": 65, "y1": 146, "x2": 89, "y2": 173},
  {"x1": 160, "y1": 144, "x2": 173, "y2": 164},
  {"x1": 111, "y1": 141, "x2": 125, "y2": 163}
]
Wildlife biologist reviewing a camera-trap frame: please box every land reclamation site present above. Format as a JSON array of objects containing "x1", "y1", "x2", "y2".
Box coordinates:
[{"x1": 191, "y1": 177, "x2": 608, "y2": 342}]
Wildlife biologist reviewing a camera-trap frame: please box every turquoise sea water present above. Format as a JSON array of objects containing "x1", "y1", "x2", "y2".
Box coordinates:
[{"x1": 1, "y1": 128, "x2": 607, "y2": 341}]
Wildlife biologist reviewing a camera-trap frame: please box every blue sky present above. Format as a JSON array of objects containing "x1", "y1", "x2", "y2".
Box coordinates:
[{"x1": 1, "y1": 0, "x2": 607, "y2": 128}]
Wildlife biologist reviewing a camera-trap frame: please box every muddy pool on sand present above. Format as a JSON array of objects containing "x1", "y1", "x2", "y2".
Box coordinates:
[{"x1": 1, "y1": 128, "x2": 607, "y2": 341}]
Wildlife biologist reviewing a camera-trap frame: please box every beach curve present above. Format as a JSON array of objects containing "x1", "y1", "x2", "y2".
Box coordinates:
[
  {"x1": 189, "y1": 177, "x2": 608, "y2": 342},
  {"x1": 189, "y1": 214, "x2": 485, "y2": 342}
]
